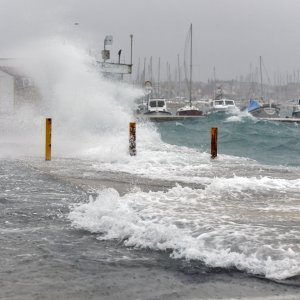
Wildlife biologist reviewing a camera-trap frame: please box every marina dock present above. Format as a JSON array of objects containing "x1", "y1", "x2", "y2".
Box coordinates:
[
  {"x1": 137, "y1": 114, "x2": 300, "y2": 123},
  {"x1": 136, "y1": 114, "x2": 206, "y2": 122},
  {"x1": 259, "y1": 117, "x2": 300, "y2": 123}
]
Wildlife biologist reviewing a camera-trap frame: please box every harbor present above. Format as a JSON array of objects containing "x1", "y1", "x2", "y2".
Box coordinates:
[{"x1": 1, "y1": 1, "x2": 300, "y2": 300}]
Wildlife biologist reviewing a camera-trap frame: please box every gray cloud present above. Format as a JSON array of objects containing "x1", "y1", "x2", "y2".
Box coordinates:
[{"x1": 1, "y1": 0, "x2": 300, "y2": 81}]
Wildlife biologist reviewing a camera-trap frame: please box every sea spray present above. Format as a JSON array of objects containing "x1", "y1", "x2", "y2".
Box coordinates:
[{"x1": 0, "y1": 38, "x2": 146, "y2": 158}]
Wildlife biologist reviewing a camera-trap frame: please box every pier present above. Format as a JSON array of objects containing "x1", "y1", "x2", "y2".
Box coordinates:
[
  {"x1": 137, "y1": 114, "x2": 300, "y2": 123},
  {"x1": 259, "y1": 117, "x2": 300, "y2": 123},
  {"x1": 136, "y1": 114, "x2": 206, "y2": 122}
]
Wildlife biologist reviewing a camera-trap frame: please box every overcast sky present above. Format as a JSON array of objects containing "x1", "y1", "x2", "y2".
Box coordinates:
[{"x1": 1, "y1": 0, "x2": 300, "y2": 82}]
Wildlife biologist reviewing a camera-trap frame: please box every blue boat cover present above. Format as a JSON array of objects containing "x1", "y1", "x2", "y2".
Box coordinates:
[{"x1": 248, "y1": 99, "x2": 261, "y2": 112}]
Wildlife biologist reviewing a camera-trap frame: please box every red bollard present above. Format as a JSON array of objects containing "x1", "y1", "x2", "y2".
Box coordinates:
[
  {"x1": 211, "y1": 127, "x2": 218, "y2": 159},
  {"x1": 129, "y1": 122, "x2": 136, "y2": 156}
]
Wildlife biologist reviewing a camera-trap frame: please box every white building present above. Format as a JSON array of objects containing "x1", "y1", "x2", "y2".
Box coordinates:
[
  {"x1": 0, "y1": 60, "x2": 40, "y2": 113},
  {"x1": 0, "y1": 68, "x2": 14, "y2": 113}
]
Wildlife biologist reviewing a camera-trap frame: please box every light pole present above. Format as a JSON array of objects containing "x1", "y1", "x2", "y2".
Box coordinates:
[{"x1": 130, "y1": 34, "x2": 133, "y2": 66}]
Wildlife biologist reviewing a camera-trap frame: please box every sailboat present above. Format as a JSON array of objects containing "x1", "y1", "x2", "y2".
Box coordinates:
[
  {"x1": 292, "y1": 99, "x2": 300, "y2": 118},
  {"x1": 176, "y1": 24, "x2": 204, "y2": 116},
  {"x1": 247, "y1": 56, "x2": 280, "y2": 118}
]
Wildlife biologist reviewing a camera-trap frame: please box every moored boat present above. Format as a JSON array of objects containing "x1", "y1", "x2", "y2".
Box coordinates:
[
  {"x1": 209, "y1": 98, "x2": 238, "y2": 113},
  {"x1": 247, "y1": 99, "x2": 280, "y2": 118},
  {"x1": 292, "y1": 99, "x2": 300, "y2": 118},
  {"x1": 143, "y1": 98, "x2": 172, "y2": 115},
  {"x1": 247, "y1": 57, "x2": 280, "y2": 118},
  {"x1": 176, "y1": 24, "x2": 204, "y2": 117},
  {"x1": 177, "y1": 104, "x2": 203, "y2": 116}
]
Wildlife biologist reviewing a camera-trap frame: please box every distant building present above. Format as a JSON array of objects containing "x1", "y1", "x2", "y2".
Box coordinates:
[
  {"x1": 0, "y1": 59, "x2": 40, "y2": 113},
  {"x1": 0, "y1": 68, "x2": 14, "y2": 113}
]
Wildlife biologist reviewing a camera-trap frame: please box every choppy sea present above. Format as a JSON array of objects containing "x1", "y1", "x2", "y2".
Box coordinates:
[
  {"x1": 1, "y1": 41, "x2": 300, "y2": 299},
  {"x1": 68, "y1": 113, "x2": 300, "y2": 281}
]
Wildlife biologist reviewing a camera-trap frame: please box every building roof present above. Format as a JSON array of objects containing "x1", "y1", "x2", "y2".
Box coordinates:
[{"x1": 0, "y1": 65, "x2": 24, "y2": 79}]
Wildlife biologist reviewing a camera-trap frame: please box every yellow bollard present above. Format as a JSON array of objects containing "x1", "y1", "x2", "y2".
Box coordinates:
[
  {"x1": 211, "y1": 127, "x2": 218, "y2": 159},
  {"x1": 45, "y1": 118, "x2": 52, "y2": 161},
  {"x1": 129, "y1": 122, "x2": 136, "y2": 156}
]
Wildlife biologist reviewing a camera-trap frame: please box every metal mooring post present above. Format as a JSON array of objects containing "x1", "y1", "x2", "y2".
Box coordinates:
[
  {"x1": 45, "y1": 118, "x2": 52, "y2": 161},
  {"x1": 211, "y1": 127, "x2": 218, "y2": 159},
  {"x1": 129, "y1": 122, "x2": 136, "y2": 156}
]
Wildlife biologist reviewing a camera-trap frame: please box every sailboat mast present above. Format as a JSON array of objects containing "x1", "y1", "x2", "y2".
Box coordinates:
[
  {"x1": 157, "y1": 57, "x2": 161, "y2": 97},
  {"x1": 177, "y1": 54, "x2": 181, "y2": 98},
  {"x1": 259, "y1": 56, "x2": 263, "y2": 100},
  {"x1": 136, "y1": 57, "x2": 140, "y2": 85},
  {"x1": 189, "y1": 23, "x2": 193, "y2": 107}
]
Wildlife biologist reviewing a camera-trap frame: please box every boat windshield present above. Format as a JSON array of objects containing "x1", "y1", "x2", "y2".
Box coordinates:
[
  {"x1": 225, "y1": 100, "x2": 234, "y2": 105},
  {"x1": 157, "y1": 101, "x2": 165, "y2": 107},
  {"x1": 149, "y1": 100, "x2": 166, "y2": 108},
  {"x1": 215, "y1": 100, "x2": 224, "y2": 105}
]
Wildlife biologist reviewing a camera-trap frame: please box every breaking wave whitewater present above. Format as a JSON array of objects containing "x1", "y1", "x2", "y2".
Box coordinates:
[
  {"x1": 69, "y1": 175, "x2": 300, "y2": 281},
  {"x1": 0, "y1": 38, "x2": 143, "y2": 159}
]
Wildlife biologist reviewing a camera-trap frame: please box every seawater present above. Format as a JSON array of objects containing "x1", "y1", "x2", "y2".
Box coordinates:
[
  {"x1": 68, "y1": 114, "x2": 300, "y2": 281},
  {"x1": 157, "y1": 112, "x2": 300, "y2": 167},
  {"x1": 1, "y1": 41, "x2": 300, "y2": 299}
]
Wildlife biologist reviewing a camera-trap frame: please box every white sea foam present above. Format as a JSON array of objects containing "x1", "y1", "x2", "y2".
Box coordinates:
[
  {"x1": 69, "y1": 178, "x2": 300, "y2": 280},
  {"x1": 88, "y1": 138, "x2": 296, "y2": 186},
  {"x1": 225, "y1": 110, "x2": 257, "y2": 123}
]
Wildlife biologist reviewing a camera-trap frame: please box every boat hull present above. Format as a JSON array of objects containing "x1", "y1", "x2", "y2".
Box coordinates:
[
  {"x1": 248, "y1": 100, "x2": 280, "y2": 118},
  {"x1": 176, "y1": 109, "x2": 203, "y2": 116},
  {"x1": 249, "y1": 104, "x2": 280, "y2": 118},
  {"x1": 211, "y1": 107, "x2": 238, "y2": 113},
  {"x1": 143, "y1": 111, "x2": 172, "y2": 115},
  {"x1": 176, "y1": 104, "x2": 204, "y2": 116},
  {"x1": 292, "y1": 110, "x2": 300, "y2": 118},
  {"x1": 137, "y1": 114, "x2": 205, "y2": 122}
]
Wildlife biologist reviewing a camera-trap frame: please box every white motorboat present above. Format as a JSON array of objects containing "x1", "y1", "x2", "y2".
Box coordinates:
[
  {"x1": 144, "y1": 98, "x2": 172, "y2": 115},
  {"x1": 292, "y1": 99, "x2": 300, "y2": 118},
  {"x1": 209, "y1": 99, "x2": 238, "y2": 113}
]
